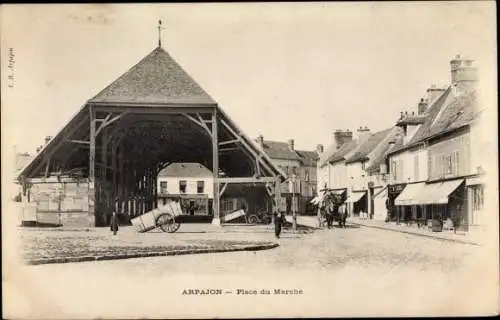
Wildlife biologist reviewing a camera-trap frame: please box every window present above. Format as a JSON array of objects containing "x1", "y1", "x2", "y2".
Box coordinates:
[
  {"x1": 453, "y1": 150, "x2": 460, "y2": 175},
  {"x1": 160, "y1": 181, "x2": 168, "y2": 194},
  {"x1": 197, "y1": 181, "x2": 205, "y2": 194},
  {"x1": 472, "y1": 185, "x2": 484, "y2": 211},
  {"x1": 428, "y1": 155, "x2": 432, "y2": 178},
  {"x1": 221, "y1": 198, "x2": 234, "y2": 212},
  {"x1": 413, "y1": 155, "x2": 419, "y2": 181},
  {"x1": 304, "y1": 169, "x2": 309, "y2": 182},
  {"x1": 179, "y1": 180, "x2": 187, "y2": 194},
  {"x1": 445, "y1": 154, "x2": 453, "y2": 175}
]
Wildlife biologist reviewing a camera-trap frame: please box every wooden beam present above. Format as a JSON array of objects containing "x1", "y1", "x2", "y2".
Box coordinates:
[
  {"x1": 44, "y1": 157, "x2": 51, "y2": 177},
  {"x1": 220, "y1": 118, "x2": 277, "y2": 178},
  {"x1": 88, "y1": 106, "x2": 96, "y2": 227},
  {"x1": 182, "y1": 113, "x2": 212, "y2": 136},
  {"x1": 68, "y1": 139, "x2": 90, "y2": 145},
  {"x1": 196, "y1": 113, "x2": 212, "y2": 133},
  {"x1": 218, "y1": 177, "x2": 278, "y2": 184},
  {"x1": 219, "y1": 183, "x2": 228, "y2": 199},
  {"x1": 211, "y1": 110, "x2": 220, "y2": 226},
  {"x1": 218, "y1": 139, "x2": 239, "y2": 146}
]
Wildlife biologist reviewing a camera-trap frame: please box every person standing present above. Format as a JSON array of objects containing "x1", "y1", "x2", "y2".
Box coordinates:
[
  {"x1": 110, "y1": 211, "x2": 119, "y2": 236},
  {"x1": 326, "y1": 203, "x2": 334, "y2": 229},
  {"x1": 274, "y1": 211, "x2": 283, "y2": 239}
]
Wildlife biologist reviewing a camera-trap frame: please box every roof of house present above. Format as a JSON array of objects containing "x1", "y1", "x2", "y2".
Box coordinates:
[
  {"x1": 345, "y1": 128, "x2": 393, "y2": 164},
  {"x1": 258, "y1": 140, "x2": 319, "y2": 166},
  {"x1": 158, "y1": 162, "x2": 212, "y2": 178},
  {"x1": 388, "y1": 86, "x2": 453, "y2": 155},
  {"x1": 259, "y1": 140, "x2": 302, "y2": 161},
  {"x1": 407, "y1": 86, "x2": 453, "y2": 144},
  {"x1": 296, "y1": 150, "x2": 319, "y2": 166},
  {"x1": 366, "y1": 129, "x2": 404, "y2": 173},
  {"x1": 427, "y1": 89, "x2": 479, "y2": 137},
  {"x1": 326, "y1": 139, "x2": 358, "y2": 164},
  {"x1": 89, "y1": 46, "x2": 216, "y2": 105}
]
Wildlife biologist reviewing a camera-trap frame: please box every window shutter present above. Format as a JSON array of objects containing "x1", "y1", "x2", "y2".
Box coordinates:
[{"x1": 455, "y1": 151, "x2": 460, "y2": 175}]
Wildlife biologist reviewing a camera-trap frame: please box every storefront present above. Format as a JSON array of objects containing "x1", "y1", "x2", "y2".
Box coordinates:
[
  {"x1": 393, "y1": 179, "x2": 466, "y2": 230},
  {"x1": 345, "y1": 190, "x2": 367, "y2": 216},
  {"x1": 387, "y1": 183, "x2": 406, "y2": 221}
]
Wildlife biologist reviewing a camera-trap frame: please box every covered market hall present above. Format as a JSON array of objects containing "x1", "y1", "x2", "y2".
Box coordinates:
[{"x1": 17, "y1": 44, "x2": 286, "y2": 227}]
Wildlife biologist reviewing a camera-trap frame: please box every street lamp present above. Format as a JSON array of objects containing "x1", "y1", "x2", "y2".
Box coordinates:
[{"x1": 291, "y1": 174, "x2": 297, "y2": 230}]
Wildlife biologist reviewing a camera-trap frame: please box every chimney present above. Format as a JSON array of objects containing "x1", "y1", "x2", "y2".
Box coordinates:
[
  {"x1": 287, "y1": 139, "x2": 295, "y2": 151},
  {"x1": 333, "y1": 129, "x2": 353, "y2": 150},
  {"x1": 426, "y1": 84, "x2": 446, "y2": 102},
  {"x1": 316, "y1": 144, "x2": 324, "y2": 154},
  {"x1": 356, "y1": 126, "x2": 371, "y2": 144},
  {"x1": 257, "y1": 135, "x2": 264, "y2": 149},
  {"x1": 417, "y1": 98, "x2": 428, "y2": 115},
  {"x1": 44, "y1": 136, "x2": 52, "y2": 145},
  {"x1": 450, "y1": 54, "x2": 478, "y2": 94}
]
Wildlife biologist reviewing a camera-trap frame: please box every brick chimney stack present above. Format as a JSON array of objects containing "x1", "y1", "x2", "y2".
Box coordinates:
[
  {"x1": 356, "y1": 126, "x2": 371, "y2": 144},
  {"x1": 426, "y1": 84, "x2": 446, "y2": 103},
  {"x1": 316, "y1": 144, "x2": 324, "y2": 154},
  {"x1": 417, "y1": 98, "x2": 428, "y2": 115},
  {"x1": 450, "y1": 54, "x2": 478, "y2": 94},
  {"x1": 333, "y1": 129, "x2": 353, "y2": 150},
  {"x1": 288, "y1": 139, "x2": 295, "y2": 151}
]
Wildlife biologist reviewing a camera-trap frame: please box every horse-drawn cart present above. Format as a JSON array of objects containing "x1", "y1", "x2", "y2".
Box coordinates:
[{"x1": 131, "y1": 200, "x2": 183, "y2": 233}]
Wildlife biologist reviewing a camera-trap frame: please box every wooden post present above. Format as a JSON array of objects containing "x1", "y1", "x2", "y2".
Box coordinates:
[
  {"x1": 211, "y1": 109, "x2": 221, "y2": 226},
  {"x1": 101, "y1": 128, "x2": 108, "y2": 226},
  {"x1": 88, "y1": 106, "x2": 96, "y2": 227}
]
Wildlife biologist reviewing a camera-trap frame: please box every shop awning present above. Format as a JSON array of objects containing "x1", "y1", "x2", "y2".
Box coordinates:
[
  {"x1": 345, "y1": 191, "x2": 366, "y2": 203},
  {"x1": 310, "y1": 189, "x2": 346, "y2": 205},
  {"x1": 413, "y1": 179, "x2": 464, "y2": 205},
  {"x1": 394, "y1": 183, "x2": 426, "y2": 206}
]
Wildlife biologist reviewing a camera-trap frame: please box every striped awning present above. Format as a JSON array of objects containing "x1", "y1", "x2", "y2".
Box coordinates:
[
  {"x1": 412, "y1": 179, "x2": 464, "y2": 205},
  {"x1": 394, "y1": 183, "x2": 426, "y2": 206},
  {"x1": 345, "y1": 191, "x2": 366, "y2": 203}
]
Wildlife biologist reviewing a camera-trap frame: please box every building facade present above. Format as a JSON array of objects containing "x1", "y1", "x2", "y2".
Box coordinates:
[
  {"x1": 385, "y1": 54, "x2": 484, "y2": 232},
  {"x1": 256, "y1": 136, "x2": 320, "y2": 214},
  {"x1": 157, "y1": 163, "x2": 213, "y2": 216}
]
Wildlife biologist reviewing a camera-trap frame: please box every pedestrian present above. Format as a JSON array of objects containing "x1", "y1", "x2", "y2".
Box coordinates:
[
  {"x1": 110, "y1": 211, "x2": 119, "y2": 236},
  {"x1": 274, "y1": 211, "x2": 283, "y2": 239},
  {"x1": 326, "y1": 203, "x2": 334, "y2": 229},
  {"x1": 338, "y1": 203, "x2": 347, "y2": 228}
]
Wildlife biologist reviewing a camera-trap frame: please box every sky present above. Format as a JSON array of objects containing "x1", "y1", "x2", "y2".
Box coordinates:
[{"x1": 1, "y1": 2, "x2": 497, "y2": 155}]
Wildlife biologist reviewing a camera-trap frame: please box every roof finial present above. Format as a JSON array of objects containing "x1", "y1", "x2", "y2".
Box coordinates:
[{"x1": 157, "y1": 19, "x2": 164, "y2": 48}]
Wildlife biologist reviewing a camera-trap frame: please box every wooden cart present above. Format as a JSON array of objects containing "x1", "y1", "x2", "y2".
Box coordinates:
[{"x1": 131, "y1": 200, "x2": 183, "y2": 233}]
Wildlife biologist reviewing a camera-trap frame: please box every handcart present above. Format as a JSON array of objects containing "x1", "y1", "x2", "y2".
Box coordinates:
[{"x1": 130, "y1": 200, "x2": 183, "y2": 233}]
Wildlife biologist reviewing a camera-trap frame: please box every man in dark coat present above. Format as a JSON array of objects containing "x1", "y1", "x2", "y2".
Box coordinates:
[
  {"x1": 110, "y1": 211, "x2": 119, "y2": 236},
  {"x1": 273, "y1": 211, "x2": 283, "y2": 239},
  {"x1": 326, "y1": 203, "x2": 334, "y2": 229}
]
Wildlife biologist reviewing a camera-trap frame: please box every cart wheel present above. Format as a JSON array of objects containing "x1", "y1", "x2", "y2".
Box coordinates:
[
  {"x1": 248, "y1": 214, "x2": 259, "y2": 224},
  {"x1": 156, "y1": 213, "x2": 181, "y2": 233},
  {"x1": 263, "y1": 215, "x2": 272, "y2": 225}
]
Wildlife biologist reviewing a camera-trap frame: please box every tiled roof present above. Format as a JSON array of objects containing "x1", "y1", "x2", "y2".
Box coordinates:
[
  {"x1": 345, "y1": 128, "x2": 393, "y2": 164},
  {"x1": 158, "y1": 163, "x2": 212, "y2": 178},
  {"x1": 407, "y1": 86, "x2": 453, "y2": 144},
  {"x1": 89, "y1": 47, "x2": 216, "y2": 105},
  {"x1": 366, "y1": 129, "x2": 404, "y2": 173},
  {"x1": 259, "y1": 140, "x2": 301, "y2": 161},
  {"x1": 326, "y1": 140, "x2": 358, "y2": 164},
  {"x1": 427, "y1": 89, "x2": 479, "y2": 137},
  {"x1": 388, "y1": 86, "x2": 453, "y2": 155},
  {"x1": 296, "y1": 150, "x2": 319, "y2": 166}
]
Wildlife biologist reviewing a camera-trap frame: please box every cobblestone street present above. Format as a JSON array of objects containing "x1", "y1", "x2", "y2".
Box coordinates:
[{"x1": 7, "y1": 224, "x2": 495, "y2": 318}]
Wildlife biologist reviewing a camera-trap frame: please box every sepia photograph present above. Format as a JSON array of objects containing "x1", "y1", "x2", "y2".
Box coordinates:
[{"x1": 1, "y1": 2, "x2": 498, "y2": 318}]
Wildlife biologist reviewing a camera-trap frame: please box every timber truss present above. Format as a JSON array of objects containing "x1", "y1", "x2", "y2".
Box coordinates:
[{"x1": 18, "y1": 103, "x2": 286, "y2": 227}]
